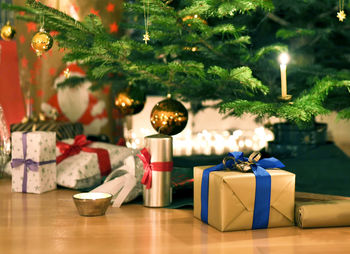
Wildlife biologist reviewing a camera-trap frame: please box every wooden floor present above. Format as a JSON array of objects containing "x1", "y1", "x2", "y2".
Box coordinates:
[{"x1": 1, "y1": 179, "x2": 350, "y2": 254}]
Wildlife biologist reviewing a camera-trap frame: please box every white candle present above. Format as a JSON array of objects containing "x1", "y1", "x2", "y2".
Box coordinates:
[
  {"x1": 279, "y1": 53, "x2": 290, "y2": 98},
  {"x1": 280, "y1": 64, "x2": 287, "y2": 97}
]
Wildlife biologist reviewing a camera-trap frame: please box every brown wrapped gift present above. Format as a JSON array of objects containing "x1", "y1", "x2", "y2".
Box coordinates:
[
  {"x1": 194, "y1": 166, "x2": 295, "y2": 232},
  {"x1": 295, "y1": 200, "x2": 350, "y2": 228}
]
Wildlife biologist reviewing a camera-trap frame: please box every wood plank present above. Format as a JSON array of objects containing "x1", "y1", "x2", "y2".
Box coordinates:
[{"x1": 1, "y1": 178, "x2": 350, "y2": 253}]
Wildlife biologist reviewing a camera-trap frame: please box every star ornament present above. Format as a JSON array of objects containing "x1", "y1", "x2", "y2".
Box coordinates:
[
  {"x1": 64, "y1": 68, "x2": 70, "y2": 78},
  {"x1": 109, "y1": 22, "x2": 119, "y2": 33},
  {"x1": 337, "y1": 10, "x2": 346, "y2": 22},
  {"x1": 106, "y1": 3, "x2": 115, "y2": 13},
  {"x1": 143, "y1": 32, "x2": 150, "y2": 44}
]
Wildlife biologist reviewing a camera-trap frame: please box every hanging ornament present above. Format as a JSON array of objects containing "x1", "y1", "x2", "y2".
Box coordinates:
[
  {"x1": 150, "y1": 95, "x2": 188, "y2": 136},
  {"x1": 114, "y1": 86, "x2": 146, "y2": 115},
  {"x1": 143, "y1": 0, "x2": 150, "y2": 44},
  {"x1": 182, "y1": 15, "x2": 208, "y2": 26},
  {"x1": 31, "y1": 28, "x2": 53, "y2": 56},
  {"x1": 183, "y1": 46, "x2": 198, "y2": 52},
  {"x1": 63, "y1": 68, "x2": 70, "y2": 78},
  {"x1": 337, "y1": 0, "x2": 346, "y2": 21},
  {"x1": 0, "y1": 21, "x2": 16, "y2": 41}
]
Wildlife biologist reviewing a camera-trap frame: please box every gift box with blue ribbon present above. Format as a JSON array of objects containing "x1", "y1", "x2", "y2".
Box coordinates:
[
  {"x1": 194, "y1": 152, "x2": 295, "y2": 232},
  {"x1": 11, "y1": 131, "x2": 56, "y2": 194}
]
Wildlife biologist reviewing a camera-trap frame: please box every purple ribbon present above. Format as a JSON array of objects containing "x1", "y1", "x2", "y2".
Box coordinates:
[{"x1": 11, "y1": 132, "x2": 56, "y2": 193}]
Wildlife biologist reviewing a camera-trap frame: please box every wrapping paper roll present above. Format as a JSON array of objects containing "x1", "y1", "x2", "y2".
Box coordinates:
[{"x1": 295, "y1": 200, "x2": 350, "y2": 228}]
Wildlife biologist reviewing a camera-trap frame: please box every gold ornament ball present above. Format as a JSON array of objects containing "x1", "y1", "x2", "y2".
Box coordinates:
[
  {"x1": 114, "y1": 86, "x2": 146, "y2": 115},
  {"x1": 31, "y1": 29, "x2": 53, "y2": 56},
  {"x1": 182, "y1": 15, "x2": 207, "y2": 26},
  {"x1": 1, "y1": 22, "x2": 16, "y2": 41},
  {"x1": 150, "y1": 98, "x2": 188, "y2": 136}
]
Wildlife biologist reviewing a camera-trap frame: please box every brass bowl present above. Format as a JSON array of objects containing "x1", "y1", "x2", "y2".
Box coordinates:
[{"x1": 73, "y1": 192, "x2": 112, "y2": 216}]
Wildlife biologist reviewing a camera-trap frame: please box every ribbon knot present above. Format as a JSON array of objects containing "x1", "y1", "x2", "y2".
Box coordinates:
[
  {"x1": 137, "y1": 148, "x2": 173, "y2": 189},
  {"x1": 56, "y1": 134, "x2": 111, "y2": 177},
  {"x1": 223, "y1": 151, "x2": 262, "y2": 172},
  {"x1": 56, "y1": 135, "x2": 92, "y2": 164},
  {"x1": 11, "y1": 158, "x2": 39, "y2": 172}
]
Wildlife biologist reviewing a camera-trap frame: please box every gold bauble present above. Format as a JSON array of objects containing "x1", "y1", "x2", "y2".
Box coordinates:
[
  {"x1": 31, "y1": 28, "x2": 53, "y2": 56},
  {"x1": 182, "y1": 15, "x2": 207, "y2": 26},
  {"x1": 1, "y1": 21, "x2": 16, "y2": 41},
  {"x1": 150, "y1": 97, "x2": 188, "y2": 136},
  {"x1": 114, "y1": 86, "x2": 146, "y2": 115}
]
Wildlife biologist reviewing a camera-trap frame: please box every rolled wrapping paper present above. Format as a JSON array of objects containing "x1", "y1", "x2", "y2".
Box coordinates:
[
  {"x1": 142, "y1": 134, "x2": 173, "y2": 207},
  {"x1": 295, "y1": 200, "x2": 350, "y2": 228}
]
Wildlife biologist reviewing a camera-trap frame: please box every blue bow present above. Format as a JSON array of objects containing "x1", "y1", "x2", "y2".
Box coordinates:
[{"x1": 201, "y1": 151, "x2": 285, "y2": 229}]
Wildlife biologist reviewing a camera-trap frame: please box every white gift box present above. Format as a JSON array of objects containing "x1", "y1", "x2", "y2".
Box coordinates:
[
  {"x1": 56, "y1": 136, "x2": 142, "y2": 190},
  {"x1": 11, "y1": 131, "x2": 56, "y2": 194}
]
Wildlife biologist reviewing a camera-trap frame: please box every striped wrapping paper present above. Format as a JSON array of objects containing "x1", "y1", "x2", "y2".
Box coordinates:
[{"x1": 10, "y1": 121, "x2": 83, "y2": 140}]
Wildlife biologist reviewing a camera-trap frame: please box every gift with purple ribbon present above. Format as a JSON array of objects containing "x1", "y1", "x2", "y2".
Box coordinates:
[
  {"x1": 194, "y1": 151, "x2": 295, "y2": 232},
  {"x1": 11, "y1": 132, "x2": 56, "y2": 194}
]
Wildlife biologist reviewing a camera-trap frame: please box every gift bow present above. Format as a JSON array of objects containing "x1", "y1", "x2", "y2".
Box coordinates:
[
  {"x1": 11, "y1": 158, "x2": 39, "y2": 172},
  {"x1": 222, "y1": 151, "x2": 283, "y2": 173},
  {"x1": 11, "y1": 132, "x2": 55, "y2": 192},
  {"x1": 56, "y1": 135, "x2": 111, "y2": 177},
  {"x1": 201, "y1": 151, "x2": 285, "y2": 229},
  {"x1": 137, "y1": 148, "x2": 173, "y2": 189}
]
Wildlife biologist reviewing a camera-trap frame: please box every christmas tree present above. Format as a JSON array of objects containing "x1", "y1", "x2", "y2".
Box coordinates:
[
  {"x1": 224, "y1": 0, "x2": 350, "y2": 124},
  {"x1": 2, "y1": 0, "x2": 350, "y2": 125}
]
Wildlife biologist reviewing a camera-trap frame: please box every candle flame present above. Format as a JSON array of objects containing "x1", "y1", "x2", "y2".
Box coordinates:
[{"x1": 278, "y1": 52, "x2": 290, "y2": 65}]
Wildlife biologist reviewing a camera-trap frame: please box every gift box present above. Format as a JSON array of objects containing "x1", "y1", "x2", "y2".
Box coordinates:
[
  {"x1": 11, "y1": 131, "x2": 56, "y2": 194},
  {"x1": 194, "y1": 152, "x2": 295, "y2": 232},
  {"x1": 11, "y1": 120, "x2": 83, "y2": 140},
  {"x1": 56, "y1": 135, "x2": 141, "y2": 189}
]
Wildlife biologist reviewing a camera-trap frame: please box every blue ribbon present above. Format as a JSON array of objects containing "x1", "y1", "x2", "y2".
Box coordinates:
[
  {"x1": 200, "y1": 151, "x2": 285, "y2": 229},
  {"x1": 11, "y1": 132, "x2": 56, "y2": 193}
]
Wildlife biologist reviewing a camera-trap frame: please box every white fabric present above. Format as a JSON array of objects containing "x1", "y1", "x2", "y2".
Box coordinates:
[
  {"x1": 57, "y1": 82, "x2": 90, "y2": 122},
  {"x1": 90, "y1": 155, "x2": 137, "y2": 208}
]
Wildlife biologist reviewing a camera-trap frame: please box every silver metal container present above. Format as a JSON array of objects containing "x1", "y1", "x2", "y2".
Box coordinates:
[{"x1": 143, "y1": 134, "x2": 172, "y2": 207}]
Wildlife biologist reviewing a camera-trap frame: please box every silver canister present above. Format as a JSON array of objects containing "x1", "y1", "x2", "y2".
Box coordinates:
[{"x1": 143, "y1": 134, "x2": 172, "y2": 207}]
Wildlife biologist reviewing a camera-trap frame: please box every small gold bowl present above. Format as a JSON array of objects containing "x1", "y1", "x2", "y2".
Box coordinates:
[{"x1": 73, "y1": 192, "x2": 112, "y2": 216}]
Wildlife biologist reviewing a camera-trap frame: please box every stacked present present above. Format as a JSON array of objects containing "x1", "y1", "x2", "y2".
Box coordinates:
[
  {"x1": 194, "y1": 151, "x2": 295, "y2": 231},
  {"x1": 9, "y1": 132, "x2": 143, "y2": 207}
]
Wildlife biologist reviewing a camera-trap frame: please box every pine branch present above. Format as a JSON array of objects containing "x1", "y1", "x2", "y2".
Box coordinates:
[
  {"x1": 25, "y1": 0, "x2": 89, "y2": 33},
  {"x1": 338, "y1": 108, "x2": 350, "y2": 120},
  {"x1": 267, "y1": 13, "x2": 290, "y2": 26}
]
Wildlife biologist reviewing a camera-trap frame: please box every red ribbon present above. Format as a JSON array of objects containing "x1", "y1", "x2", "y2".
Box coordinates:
[
  {"x1": 56, "y1": 135, "x2": 111, "y2": 177},
  {"x1": 137, "y1": 148, "x2": 173, "y2": 189}
]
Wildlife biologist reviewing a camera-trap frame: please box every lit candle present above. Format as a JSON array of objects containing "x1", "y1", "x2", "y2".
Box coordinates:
[
  {"x1": 278, "y1": 53, "x2": 290, "y2": 98},
  {"x1": 73, "y1": 192, "x2": 112, "y2": 216}
]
